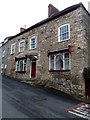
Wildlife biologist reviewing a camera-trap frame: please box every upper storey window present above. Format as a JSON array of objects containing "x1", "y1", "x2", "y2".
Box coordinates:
[
  {"x1": 11, "y1": 43, "x2": 15, "y2": 54},
  {"x1": 30, "y1": 36, "x2": 36, "y2": 50},
  {"x1": 19, "y1": 40, "x2": 25, "y2": 52},
  {"x1": 2, "y1": 50, "x2": 5, "y2": 58},
  {"x1": 58, "y1": 24, "x2": 70, "y2": 42}
]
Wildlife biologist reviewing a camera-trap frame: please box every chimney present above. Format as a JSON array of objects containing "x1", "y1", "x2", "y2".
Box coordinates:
[
  {"x1": 48, "y1": 4, "x2": 59, "y2": 17},
  {"x1": 20, "y1": 25, "x2": 26, "y2": 32},
  {"x1": 88, "y1": 1, "x2": 90, "y2": 13}
]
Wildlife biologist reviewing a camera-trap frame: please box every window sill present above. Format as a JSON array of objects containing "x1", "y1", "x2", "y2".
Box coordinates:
[
  {"x1": 16, "y1": 71, "x2": 26, "y2": 73},
  {"x1": 19, "y1": 51, "x2": 24, "y2": 53},
  {"x1": 58, "y1": 39, "x2": 70, "y2": 43},
  {"x1": 11, "y1": 53, "x2": 14, "y2": 55},
  {"x1": 49, "y1": 69, "x2": 71, "y2": 72},
  {"x1": 29, "y1": 48, "x2": 36, "y2": 50}
]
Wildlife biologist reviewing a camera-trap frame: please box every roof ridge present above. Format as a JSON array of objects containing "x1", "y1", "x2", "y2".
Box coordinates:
[{"x1": 9, "y1": 2, "x2": 88, "y2": 40}]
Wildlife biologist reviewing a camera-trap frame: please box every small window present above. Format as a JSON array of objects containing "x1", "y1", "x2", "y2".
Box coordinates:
[
  {"x1": 30, "y1": 36, "x2": 36, "y2": 49},
  {"x1": 58, "y1": 24, "x2": 70, "y2": 42},
  {"x1": 2, "y1": 50, "x2": 5, "y2": 58},
  {"x1": 11, "y1": 43, "x2": 15, "y2": 54},
  {"x1": 16, "y1": 59, "x2": 26, "y2": 72},
  {"x1": 19, "y1": 40, "x2": 24, "y2": 52}
]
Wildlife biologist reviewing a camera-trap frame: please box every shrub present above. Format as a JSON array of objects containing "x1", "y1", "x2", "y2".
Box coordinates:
[{"x1": 83, "y1": 67, "x2": 90, "y2": 81}]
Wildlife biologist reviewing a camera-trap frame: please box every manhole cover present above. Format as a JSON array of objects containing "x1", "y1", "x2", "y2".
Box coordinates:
[{"x1": 31, "y1": 95, "x2": 46, "y2": 102}]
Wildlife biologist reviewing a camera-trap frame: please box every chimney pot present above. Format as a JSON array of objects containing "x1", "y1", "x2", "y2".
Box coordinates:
[
  {"x1": 20, "y1": 27, "x2": 26, "y2": 33},
  {"x1": 48, "y1": 4, "x2": 59, "y2": 17}
]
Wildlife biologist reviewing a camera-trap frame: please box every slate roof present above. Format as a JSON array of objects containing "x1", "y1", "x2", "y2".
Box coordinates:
[{"x1": 9, "y1": 2, "x2": 90, "y2": 40}]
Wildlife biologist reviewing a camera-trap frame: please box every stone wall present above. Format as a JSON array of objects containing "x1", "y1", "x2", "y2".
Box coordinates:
[
  {"x1": 7, "y1": 5, "x2": 90, "y2": 98},
  {"x1": 2, "y1": 41, "x2": 9, "y2": 75},
  {"x1": 0, "y1": 45, "x2": 2, "y2": 75}
]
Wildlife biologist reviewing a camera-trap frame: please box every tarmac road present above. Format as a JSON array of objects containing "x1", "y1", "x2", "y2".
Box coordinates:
[{"x1": 2, "y1": 76, "x2": 82, "y2": 119}]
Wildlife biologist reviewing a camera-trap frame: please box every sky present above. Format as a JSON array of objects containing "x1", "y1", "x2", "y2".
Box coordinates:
[{"x1": 0, "y1": 0, "x2": 89, "y2": 42}]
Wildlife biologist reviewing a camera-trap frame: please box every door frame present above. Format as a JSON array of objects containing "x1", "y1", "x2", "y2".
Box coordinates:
[
  {"x1": 30, "y1": 60, "x2": 36, "y2": 79},
  {"x1": 85, "y1": 80, "x2": 90, "y2": 98}
]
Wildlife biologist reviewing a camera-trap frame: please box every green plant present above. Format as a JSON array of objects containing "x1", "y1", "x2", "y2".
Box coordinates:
[{"x1": 83, "y1": 67, "x2": 90, "y2": 81}]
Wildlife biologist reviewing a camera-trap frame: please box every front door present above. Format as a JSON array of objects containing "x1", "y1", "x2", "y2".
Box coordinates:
[
  {"x1": 30, "y1": 60, "x2": 36, "y2": 78},
  {"x1": 85, "y1": 80, "x2": 90, "y2": 98}
]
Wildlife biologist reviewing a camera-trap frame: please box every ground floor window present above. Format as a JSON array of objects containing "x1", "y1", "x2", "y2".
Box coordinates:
[
  {"x1": 1, "y1": 64, "x2": 3, "y2": 73},
  {"x1": 49, "y1": 52, "x2": 71, "y2": 71},
  {"x1": 16, "y1": 59, "x2": 26, "y2": 72}
]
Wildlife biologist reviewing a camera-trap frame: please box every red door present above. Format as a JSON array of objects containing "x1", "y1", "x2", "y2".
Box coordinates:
[
  {"x1": 86, "y1": 80, "x2": 90, "y2": 98},
  {"x1": 31, "y1": 61, "x2": 36, "y2": 78}
]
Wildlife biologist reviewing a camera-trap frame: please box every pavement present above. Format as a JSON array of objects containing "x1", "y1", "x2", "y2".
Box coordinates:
[{"x1": 1, "y1": 76, "x2": 90, "y2": 119}]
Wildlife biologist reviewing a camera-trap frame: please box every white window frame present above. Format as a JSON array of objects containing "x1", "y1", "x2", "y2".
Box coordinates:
[
  {"x1": 2, "y1": 50, "x2": 5, "y2": 58},
  {"x1": 49, "y1": 55, "x2": 54, "y2": 70},
  {"x1": 30, "y1": 36, "x2": 36, "y2": 50},
  {"x1": 16, "y1": 61, "x2": 20, "y2": 71},
  {"x1": 19, "y1": 40, "x2": 25, "y2": 52},
  {"x1": 11, "y1": 43, "x2": 15, "y2": 54},
  {"x1": 1, "y1": 63, "x2": 3, "y2": 73},
  {"x1": 58, "y1": 24, "x2": 70, "y2": 42},
  {"x1": 5, "y1": 64, "x2": 7, "y2": 70},
  {"x1": 16, "y1": 59, "x2": 26, "y2": 72},
  {"x1": 49, "y1": 53, "x2": 71, "y2": 71},
  {"x1": 1, "y1": 64, "x2": 3, "y2": 69}
]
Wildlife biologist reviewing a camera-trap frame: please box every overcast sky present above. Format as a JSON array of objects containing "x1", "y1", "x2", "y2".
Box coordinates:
[{"x1": 0, "y1": 0, "x2": 89, "y2": 42}]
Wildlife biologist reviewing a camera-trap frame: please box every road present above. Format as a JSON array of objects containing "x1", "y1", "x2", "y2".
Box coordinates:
[
  {"x1": 2, "y1": 76, "x2": 83, "y2": 119},
  {"x1": 0, "y1": 76, "x2": 2, "y2": 120}
]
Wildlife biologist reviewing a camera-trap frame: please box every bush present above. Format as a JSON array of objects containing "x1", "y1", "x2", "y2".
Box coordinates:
[{"x1": 83, "y1": 67, "x2": 90, "y2": 81}]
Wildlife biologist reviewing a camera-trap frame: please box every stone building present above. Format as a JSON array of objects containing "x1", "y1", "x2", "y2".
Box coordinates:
[
  {"x1": 1, "y1": 37, "x2": 12, "y2": 75},
  {"x1": 6, "y1": 3, "x2": 90, "y2": 99},
  {"x1": 0, "y1": 43, "x2": 2, "y2": 74}
]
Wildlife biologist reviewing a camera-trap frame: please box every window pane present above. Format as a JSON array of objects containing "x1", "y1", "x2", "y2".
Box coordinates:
[
  {"x1": 20, "y1": 41, "x2": 24, "y2": 52},
  {"x1": 24, "y1": 60, "x2": 26, "y2": 71},
  {"x1": 30, "y1": 37, "x2": 36, "y2": 49},
  {"x1": 12, "y1": 44, "x2": 15, "y2": 53},
  {"x1": 5, "y1": 64, "x2": 7, "y2": 69},
  {"x1": 31, "y1": 44, "x2": 35, "y2": 49},
  {"x1": 31, "y1": 38, "x2": 35, "y2": 44},
  {"x1": 59, "y1": 24, "x2": 70, "y2": 41},
  {"x1": 65, "y1": 53, "x2": 69, "y2": 70},
  {"x1": 20, "y1": 61, "x2": 23, "y2": 71},
  {"x1": 50, "y1": 55, "x2": 54, "y2": 70},
  {"x1": 50, "y1": 55, "x2": 54, "y2": 61},
  {"x1": 50, "y1": 61, "x2": 54, "y2": 70},
  {"x1": 56, "y1": 55, "x2": 63, "y2": 70},
  {"x1": 16, "y1": 61, "x2": 19, "y2": 71}
]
